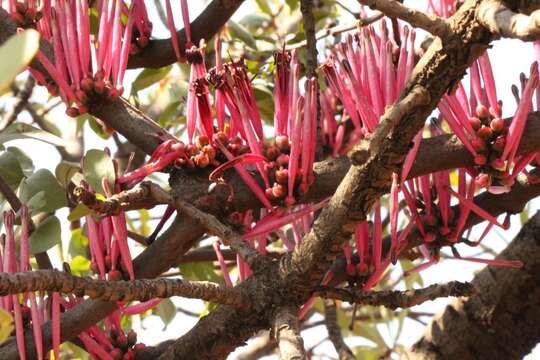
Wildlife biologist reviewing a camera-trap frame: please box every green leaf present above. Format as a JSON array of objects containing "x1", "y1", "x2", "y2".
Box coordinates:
[
  {"x1": 227, "y1": 20, "x2": 258, "y2": 50},
  {"x1": 155, "y1": 298, "x2": 176, "y2": 327},
  {"x1": 29, "y1": 216, "x2": 61, "y2": 254},
  {"x1": 132, "y1": 66, "x2": 172, "y2": 94},
  {"x1": 157, "y1": 100, "x2": 182, "y2": 127},
  {"x1": 0, "y1": 30, "x2": 40, "y2": 94},
  {"x1": 199, "y1": 302, "x2": 218, "y2": 319},
  {"x1": 87, "y1": 116, "x2": 111, "y2": 139},
  {"x1": 352, "y1": 346, "x2": 387, "y2": 360},
  {"x1": 6, "y1": 147, "x2": 34, "y2": 176},
  {"x1": 68, "y1": 228, "x2": 89, "y2": 259},
  {"x1": 68, "y1": 203, "x2": 92, "y2": 222},
  {"x1": 252, "y1": 82, "x2": 274, "y2": 123},
  {"x1": 70, "y1": 255, "x2": 91, "y2": 275},
  {"x1": 25, "y1": 191, "x2": 46, "y2": 213},
  {"x1": 0, "y1": 309, "x2": 13, "y2": 345},
  {"x1": 179, "y1": 262, "x2": 223, "y2": 283},
  {"x1": 0, "y1": 123, "x2": 66, "y2": 147},
  {"x1": 0, "y1": 151, "x2": 24, "y2": 190},
  {"x1": 240, "y1": 13, "x2": 272, "y2": 29},
  {"x1": 400, "y1": 259, "x2": 424, "y2": 289},
  {"x1": 19, "y1": 169, "x2": 66, "y2": 213},
  {"x1": 82, "y1": 149, "x2": 115, "y2": 195},
  {"x1": 285, "y1": 0, "x2": 299, "y2": 12},
  {"x1": 55, "y1": 162, "x2": 82, "y2": 188},
  {"x1": 254, "y1": 0, "x2": 272, "y2": 14}
]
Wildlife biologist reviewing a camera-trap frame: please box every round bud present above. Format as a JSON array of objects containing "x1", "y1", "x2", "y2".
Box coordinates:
[
  {"x1": 475, "y1": 173, "x2": 491, "y2": 188},
  {"x1": 81, "y1": 77, "x2": 94, "y2": 93},
  {"x1": 492, "y1": 135, "x2": 506, "y2": 153},
  {"x1": 202, "y1": 145, "x2": 216, "y2": 160},
  {"x1": 490, "y1": 158, "x2": 506, "y2": 171},
  {"x1": 213, "y1": 131, "x2": 228, "y2": 145},
  {"x1": 197, "y1": 135, "x2": 209, "y2": 148},
  {"x1": 275, "y1": 135, "x2": 290, "y2": 151},
  {"x1": 357, "y1": 263, "x2": 369, "y2": 273},
  {"x1": 477, "y1": 125, "x2": 493, "y2": 140},
  {"x1": 474, "y1": 154, "x2": 487, "y2": 166},
  {"x1": 111, "y1": 348, "x2": 123, "y2": 360},
  {"x1": 476, "y1": 104, "x2": 490, "y2": 120},
  {"x1": 265, "y1": 187, "x2": 275, "y2": 199},
  {"x1": 127, "y1": 330, "x2": 137, "y2": 347},
  {"x1": 346, "y1": 263, "x2": 356, "y2": 275},
  {"x1": 276, "y1": 154, "x2": 289, "y2": 167},
  {"x1": 66, "y1": 107, "x2": 80, "y2": 118},
  {"x1": 272, "y1": 184, "x2": 286, "y2": 199},
  {"x1": 275, "y1": 169, "x2": 289, "y2": 184},
  {"x1": 472, "y1": 138, "x2": 486, "y2": 152},
  {"x1": 265, "y1": 145, "x2": 280, "y2": 161},
  {"x1": 134, "y1": 343, "x2": 147, "y2": 353},
  {"x1": 194, "y1": 153, "x2": 210, "y2": 168},
  {"x1": 424, "y1": 232, "x2": 436, "y2": 242},
  {"x1": 490, "y1": 117, "x2": 505, "y2": 132},
  {"x1": 469, "y1": 117, "x2": 481, "y2": 131}
]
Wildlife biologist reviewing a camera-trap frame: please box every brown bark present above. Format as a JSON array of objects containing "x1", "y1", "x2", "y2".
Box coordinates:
[{"x1": 405, "y1": 211, "x2": 540, "y2": 360}]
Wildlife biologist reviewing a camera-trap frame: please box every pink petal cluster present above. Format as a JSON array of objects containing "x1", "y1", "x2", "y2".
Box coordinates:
[
  {"x1": 20, "y1": 0, "x2": 145, "y2": 117},
  {"x1": 1, "y1": 208, "x2": 61, "y2": 360},
  {"x1": 439, "y1": 53, "x2": 539, "y2": 193}
]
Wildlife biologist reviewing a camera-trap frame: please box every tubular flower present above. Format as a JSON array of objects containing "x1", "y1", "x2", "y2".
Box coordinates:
[
  {"x1": 23, "y1": 0, "x2": 138, "y2": 116},
  {"x1": 1, "y1": 208, "x2": 61, "y2": 360},
  {"x1": 439, "y1": 53, "x2": 539, "y2": 193}
]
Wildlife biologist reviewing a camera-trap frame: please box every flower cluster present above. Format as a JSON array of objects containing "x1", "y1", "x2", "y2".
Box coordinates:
[
  {"x1": 4, "y1": 0, "x2": 152, "y2": 117},
  {"x1": 1, "y1": 208, "x2": 61, "y2": 360}
]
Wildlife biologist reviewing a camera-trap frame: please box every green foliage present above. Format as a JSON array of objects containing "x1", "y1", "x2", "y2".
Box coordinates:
[
  {"x1": 82, "y1": 149, "x2": 116, "y2": 195},
  {"x1": 132, "y1": 66, "x2": 172, "y2": 94},
  {"x1": 0, "y1": 309, "x2": 13, "y2": 345},
  {"x1": 227, "y1": 20, "x2": 258, "y2": 50},
  {"x1": 29, "y1": 215, "x2": 61, "y2": 254},
  {"x1": 155, "y1": 298, "x2": 176, "y2": 328},
  {"x1": 0, "y1": 123, "x2": 66, "y2": 147},
  {"x1": 19, "y1": 169, "x2": 66, "y2": 213},
  {"x1": 0, "y1": 30, "x2": 40, "y2": 94}
]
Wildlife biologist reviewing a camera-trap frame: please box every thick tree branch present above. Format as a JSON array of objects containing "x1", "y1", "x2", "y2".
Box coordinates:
[
  {"x1": 273, "y1": 306, "x2": 306, "y2": 360},
  {"x1": 316, "y1": 281, "x2": 474, "y2": 310},
  {"x1": 360, "y1": 0, "x2": 452, "y2": 39},
  {"x1": 477, "y1": 0, "x2": 540, "y2": 41},
  {"x1": 0, "y1": 270, "x2": 245, "y2": 306},
  {"x1": 405, "y1": 211, "x2": 540, "y2": 360},
  {"x1": 126, "y1": 0, "x2": 245, "y2": 69}
]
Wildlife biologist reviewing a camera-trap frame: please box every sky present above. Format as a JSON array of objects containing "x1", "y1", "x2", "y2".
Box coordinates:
[{"x1": 2, "y1": 0, "x2": 540, "y2": 358}]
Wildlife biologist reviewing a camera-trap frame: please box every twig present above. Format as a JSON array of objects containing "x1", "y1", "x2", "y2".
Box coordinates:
[
  {"x1": 0, "y1": 174, "x2": 22, "y2": 211},
  {"x1": 0, "y1": 77, "x2": 35, "y2": 132},
  {"x1": 477, "y1": 0, "x2": 540, "y2": 41},
  {"x1": 273, "y1": 306, "x2": 306, "y2": 360},
  {"x1": 286, "y1": 12, "x2": 384, "y2": 50},
  {"x1": 315, "y1": 281, "x2": 474, "y2": 310},
  {"x1": 324, "y1": 300, "x2": 356, "y2": 360},
  {"x1": 360, "y1": 0, "x2": 452, "y2": 39},
  {"x1": 0, "y1": 270, "x2": 246, "y2": 306},
  {"x1": 300, "y1": 0, "x2": 318, "y2": 78},
  {"x1": 173, "y1": 198, "x2": 271, "y2": 273},
  {"x1": 73, "y1": 181, "x2": 170, "y2": 215}
]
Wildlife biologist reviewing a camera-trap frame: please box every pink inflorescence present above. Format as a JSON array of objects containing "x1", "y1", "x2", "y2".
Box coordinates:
[{"x1": 6, "y1": 0, "x2": 150, "y2": 117}]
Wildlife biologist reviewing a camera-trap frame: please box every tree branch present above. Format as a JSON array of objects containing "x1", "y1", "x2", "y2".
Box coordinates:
[
  {"x1": 73, "y1": 181, "x2": 170, "y2": 215},
  {"x1": 273, "y1": 306, "x2": 306, "y2": 360},
  {"x1": 360, "y1": 0, "x2": 452, "y2": 39},
  {"x1": 477, "y1": 0, "x2": 540, "y2": 41},
  {"x1": 126, "y1": 0, "x2": 245, "y2": 69},
  {"x1": 406, "y1": 211, "x2": 540, "y2": 360},
  {"x1": 0, "y1": 270, "x2": 245, "y2": 306},
  {"x1": 316, "y1": 281, "x2": 474, "y2": 310}
]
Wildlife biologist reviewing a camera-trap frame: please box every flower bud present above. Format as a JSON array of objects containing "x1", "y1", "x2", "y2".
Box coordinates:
[
  {"x1": 490, "y1": 158, "x2": 506, "y2": 171},
  {"x1": 265, "y1": 145, "x2": 280, "y2": 161},
  {"x1": 477, "y1": 125, "x2": 492, "y2": 140},
  {"x1": 469, "y1": 117, "x2": 481, "y2": 131},
  {"x1": 472, "y1": 138, "x2": 486, "y2": 152},
  {"x1": 202, "y1": 145, "x2": 216, "y2": 160},
  {"x1": 66, "y1": 107, "x2": 80, "y2": 118},
  {"x1": 275, "y1": 135, "x2": 290, "y2": 151},
  {"x1": 111, "y1": 348, "x2": 123, "y2": 360},
  {"x1": 194, "y1": 153, "x2": 210, "y2": 168},
  {"x1": 272, "y1": 183, "x2": 286, "y2": 199},
  {"x1": 127, "y1": 330, "x2": 137, "y2": 347},
  {"x1": 197, "y1": 135, "x2": 209, "y2": 148},
  {"x1": 474, "y1": 154, "x2": 487, "y2": 165},
  {"x1": 490, "y1": 117, "x2": 505, "y2": 132},
  {"x1": 476, "y1": 104, "x2": 490, "y2": 120},
  {"x1": 275, "y1": 169, "x2": 288, "y2": 184},
  {"x1": 276, "y1": 154, "x2": 289, "y2": 167},
  {"x1": 475, "y1": 173, "x2": 491, "y2": 188}
]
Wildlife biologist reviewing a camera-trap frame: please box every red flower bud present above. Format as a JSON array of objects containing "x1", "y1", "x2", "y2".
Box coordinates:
[
  {"x1": 265, "y1": 145, "x2": 280, "y2": 161},
  {"x1": 474, "y1": 154, "x2": 487, "y2": 165},
  {"x1": 275, "y1": 135, "x2": 290, "y2": 151},
  {"x1": 490, "y1": 117, "x2": 505, "y2": 132},
  {"x1": 477, "y1": 125, "x2": 492, "y2": 140},
  {"x1": 276, "y1": 154, "x2": 289, "y2": 167},
  {"x1": 275, "y1": 169, "x2": 289, "y2": 184},
  {"x1": 490, "y1": 158, "x2": 506, "y2": 171},
  {"x1": 475, "y1": 173, "x2": 491, "y2": 188},
  {"x1": 202, "y1": 145, "x2": 216, "y2": 160},
  {"x1": 469, "y1": 117, "x2": 481, "y2": 131},
  {"x1": 197, "y1": 135, "x2": 209, "y2": 148},
  {"x1": 476, "y1": 104, "x2": 490, "y2": 120},
  {"x1": 194, "y1": 153, "x2": 210, "y2": 168},
  {"x1": 272, "y1": 183, "x2": 286, "y2": 199}
]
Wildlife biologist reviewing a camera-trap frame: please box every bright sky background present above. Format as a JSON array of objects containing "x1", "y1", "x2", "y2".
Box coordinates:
[{"x1": 2, "y1": 0, "x2": 540, "y2": 358}]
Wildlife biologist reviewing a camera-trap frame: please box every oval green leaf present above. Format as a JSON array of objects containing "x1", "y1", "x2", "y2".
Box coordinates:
[{"x1": 0, "y1": 30, "x2": 40, "y2": 94}]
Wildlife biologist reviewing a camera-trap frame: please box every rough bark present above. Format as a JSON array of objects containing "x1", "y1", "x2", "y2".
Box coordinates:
[{"x1": 405, "y1": 211, "x2": 540, "y2": 360}]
